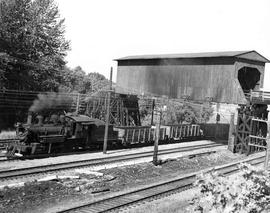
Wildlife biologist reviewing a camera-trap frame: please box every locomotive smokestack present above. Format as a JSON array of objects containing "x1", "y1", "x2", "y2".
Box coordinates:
[
  {"x1": 37, "y1": 115, "x2": 43, "y2": 126},
  {"x1": 27, "y1": 112, "x2": 33, "y2": 125}
]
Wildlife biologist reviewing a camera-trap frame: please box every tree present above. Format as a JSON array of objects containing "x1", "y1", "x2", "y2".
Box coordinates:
[
  {"x1": 0, "y1": 0, "x2": 70, "y2": 91},
  {"x1": 140, "y1": 98, "x2": 213, "y2": 125},
  {"x1": 0, "y1": 0, "x2": 70, "y2": 129},
  {"x1": 59, "y1": 66, "x2": 110, "y2": 94}
]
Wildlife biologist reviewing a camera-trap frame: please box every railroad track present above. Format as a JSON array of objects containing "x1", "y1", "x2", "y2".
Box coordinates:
[
  {"x1": 0, "y1": 143, "x2": 224, "y2": 180},
  {"x1": 0, "y1": 138, "x2": 18, "y2": 150},
  {"x1": 0, "y1": 138, "x2": 214, "y2": 161},
  {"x1": 56, "y1": 154, "x2": 266, "y2": 213}
]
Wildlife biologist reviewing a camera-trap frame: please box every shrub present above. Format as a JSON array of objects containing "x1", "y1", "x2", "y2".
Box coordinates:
[{"x1": 188, "y1": 164, "x2": 270, "y2": 213}]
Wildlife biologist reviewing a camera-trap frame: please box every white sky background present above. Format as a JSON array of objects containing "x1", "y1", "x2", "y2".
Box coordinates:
[{"x1": 56, "y1": 0, "x2": 270, "y2": 90}]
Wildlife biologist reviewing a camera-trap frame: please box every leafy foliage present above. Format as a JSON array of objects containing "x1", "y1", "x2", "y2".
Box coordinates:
[
  {"x1": 59, "y1": 66, "x2": 110, "y2": 94},
  {"x1": 188, "y1": 164, "x2": 270, "y2": 213},
  {"x1": 0, "y1": 0, "x2": 70, "y2": 91},
  {"x1": 140, "y1": 99, "x2": 213, "y2": 125}
]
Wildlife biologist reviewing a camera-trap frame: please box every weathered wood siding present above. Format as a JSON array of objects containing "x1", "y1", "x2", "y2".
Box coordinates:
[{"x1": 116, "y1": 57, "x2": 266, "y2": 104}]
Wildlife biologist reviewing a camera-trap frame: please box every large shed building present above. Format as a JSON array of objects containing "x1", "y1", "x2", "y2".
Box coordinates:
[{"x1": 115, "y1": 51, "x2": 269, "y2": 104}]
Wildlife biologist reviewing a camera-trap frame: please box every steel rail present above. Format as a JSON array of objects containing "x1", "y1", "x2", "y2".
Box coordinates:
[
  {"x1": 56, "y1": 154, "x2": 266, "y2": 213},
  {"x1": 0, "y1": 143, "x2": 223, "y2": 180}
]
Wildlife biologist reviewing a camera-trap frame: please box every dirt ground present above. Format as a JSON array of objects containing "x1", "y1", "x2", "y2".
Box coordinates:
[{"x1": 0, "y1": 149, "x2": 246, "y2": 213}]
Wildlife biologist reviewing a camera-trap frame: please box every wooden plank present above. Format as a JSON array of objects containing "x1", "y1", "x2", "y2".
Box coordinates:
[
  {"x1": 126, "y1": 129, "x2": 129, "y2": 143},
  {"x1": 197, "y1": 125, "x2": 200, "y2": 136},
  {"x1": 48, "y1": 143, "x2": 52, "y2": 154},
  {"x1": 143, "y1": 128, "x2": 146, "y2": 142},
  {"x1": 132, "y1": 129, "x2": 135, "y2": 143},
  {"x1": 249, "y1": 135, "x2": 267, "y2": 140},
  {"x1": 162, "y1": 128, "x2": 166, "y2": 140},
  {"x1": 249, "y1": 144, "x2": 266, "y2": 149}
]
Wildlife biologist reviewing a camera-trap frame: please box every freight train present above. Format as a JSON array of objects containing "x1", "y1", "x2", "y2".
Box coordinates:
[{"x1": 6, "y1": 113, "x2": 203, "y2": 158}]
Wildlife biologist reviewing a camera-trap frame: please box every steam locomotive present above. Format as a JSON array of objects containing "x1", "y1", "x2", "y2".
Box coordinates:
[
  {"x1": 6, "y1": 113, "x2": 119, "y2": 157},
  {"x1": 6, "y1": 113, "x2": 203, "y2": 158}
]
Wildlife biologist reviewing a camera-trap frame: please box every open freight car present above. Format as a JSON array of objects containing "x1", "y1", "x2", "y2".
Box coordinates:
[{"x1": 115, "y1": 124, "x2": 203, "y2": 146}]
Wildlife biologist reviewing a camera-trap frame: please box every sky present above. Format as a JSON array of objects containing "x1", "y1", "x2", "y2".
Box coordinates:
[{"x1": 56, "y1": 0, "x2": 270, "y2": 89}]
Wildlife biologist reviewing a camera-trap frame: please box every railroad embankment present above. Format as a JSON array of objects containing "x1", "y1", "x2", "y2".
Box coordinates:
[{"x1": 0, "y1": 145, "x2": 247, "y2": 213}]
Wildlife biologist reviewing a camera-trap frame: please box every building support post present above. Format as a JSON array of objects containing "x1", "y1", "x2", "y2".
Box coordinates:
[{"x1": 103, "y1": 67, "x2": 113, "y2": 154}]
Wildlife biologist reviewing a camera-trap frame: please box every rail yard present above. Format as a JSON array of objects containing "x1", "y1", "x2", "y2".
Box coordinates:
[
  {"x1": 1, "y1": 49, "x2": 270, "y2": 212},
  {"x1": 1, "y1": 1, "x2": 270, "y2": 211}
]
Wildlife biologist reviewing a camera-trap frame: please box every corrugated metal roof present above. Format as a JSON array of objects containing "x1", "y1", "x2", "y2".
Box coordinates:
[{"x1": 115, "y1": 50, "x2": 269, "y2": 62}]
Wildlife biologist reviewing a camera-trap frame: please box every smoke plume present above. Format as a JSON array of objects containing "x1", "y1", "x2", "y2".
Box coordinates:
[{"x1": 29, "y1": 92, "x2": 74, "y2": 112}]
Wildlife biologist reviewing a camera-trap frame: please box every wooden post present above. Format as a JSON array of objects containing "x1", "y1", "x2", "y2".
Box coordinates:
[
  {"x1": 103, "y1": 67, "x2": 113, "y2": 154},
  {"x1": 228, "y1": 113, "x2": 235, "y2": 152},
  {"x1": 264, "y1": 140, "x2": 270, "y2": 169},
  {"x1": 151, "y1": 99, "x2": 155, "y2": 126},
  {"x1": 153, "y1": 111, "x2": 161, "y2": 166},
  {"x1": 215, "y1": 103, "x2": 220, "y2": 139},
  {"x1": 200, "y1": 104, "x2": 203, "y2": 123},
  {"x1": 75, "y1": 93, "x2": 80, "y2": 114},
  {"x1": 264, "y1": 120, "x2": 270, "y2": 169}
]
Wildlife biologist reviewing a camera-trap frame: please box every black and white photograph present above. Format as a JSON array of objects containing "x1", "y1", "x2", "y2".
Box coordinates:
[{"x1": 0, "y1": 0, "x2": 270, "y2": 212}]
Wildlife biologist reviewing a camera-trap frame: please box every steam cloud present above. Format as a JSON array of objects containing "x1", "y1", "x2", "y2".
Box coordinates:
[{"x1": 29, "y1": 92, "x2": 74, "y2": 112}]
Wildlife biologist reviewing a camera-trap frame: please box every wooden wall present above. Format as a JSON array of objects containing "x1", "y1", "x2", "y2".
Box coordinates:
[{"x1": 116, "y1": 57, "x2": 266, "y2": 105}]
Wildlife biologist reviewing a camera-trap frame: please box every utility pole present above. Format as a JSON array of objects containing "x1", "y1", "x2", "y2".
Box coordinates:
[
  {"x1": 103, "y1": 67, "x2": 113, "y2": 154},
  {"x1": 153, "y1": 110, "x2": 161, "y2": 166},
  {"x1": 75, "y1": 93, "x2": 80, "y2": 114},
  {"x1": 151, "y1": 99, "x2": 155, "y2": 126}
]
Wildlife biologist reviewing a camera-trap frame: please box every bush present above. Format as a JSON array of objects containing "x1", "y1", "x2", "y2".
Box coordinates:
[
  {"x1": 139, "y1": 99, "x2": 213, "y2": 126},
  {"x1": 188, "y1": 164, "x2": 270, "y2": 213}
]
